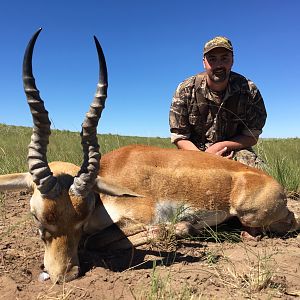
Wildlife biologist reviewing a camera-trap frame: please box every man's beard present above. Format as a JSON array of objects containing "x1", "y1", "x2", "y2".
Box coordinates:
[{"x1": 209, "y1": 68, "x2": 229, "y2": 83}]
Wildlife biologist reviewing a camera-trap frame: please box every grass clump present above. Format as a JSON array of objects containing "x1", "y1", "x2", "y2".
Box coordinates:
[
  {"x1": 255, "y1": 138, "x2": 300, "y2": 194},
  {"x1": 212, "y1": 244, "x2": 287, "y2": 298},
  {"x1": 142, "y1": 261, "x2": 194, "y2": 300}
]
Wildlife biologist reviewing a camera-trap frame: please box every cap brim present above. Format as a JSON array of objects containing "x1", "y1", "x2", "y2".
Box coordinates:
[{"x1": 203, "y1": 45, "x2": 233, "y2": 55}]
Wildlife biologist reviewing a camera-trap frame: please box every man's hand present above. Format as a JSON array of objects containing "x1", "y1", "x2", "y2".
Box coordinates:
[
  {"x1": 215, "y1": 146, "x2": 234, "y2": 159},
  {"x1": 176, "y1": 135, "x2": 257, "y2": 159},
  {"x1": 205, "y1": 143, "x2": 234, "y2": 159},
  {"x1": 205, "y1": 136, "x2": 258, "y2": 159}
]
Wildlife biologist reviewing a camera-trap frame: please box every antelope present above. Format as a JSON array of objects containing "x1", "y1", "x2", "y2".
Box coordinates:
[{"x1": 0, "y1": 29, "x2": 299, "y2": 284}]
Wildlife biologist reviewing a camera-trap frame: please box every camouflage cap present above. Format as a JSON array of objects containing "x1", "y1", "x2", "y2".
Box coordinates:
[{"x1": 203, "y1": 36, "x2": 233, "y2": 55}]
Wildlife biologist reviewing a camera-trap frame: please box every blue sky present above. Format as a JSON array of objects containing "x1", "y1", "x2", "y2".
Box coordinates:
[{"x1": 0, "y1": 0, "x2": 299, "y2": 138}]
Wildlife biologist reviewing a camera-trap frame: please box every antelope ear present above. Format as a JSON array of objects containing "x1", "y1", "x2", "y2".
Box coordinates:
[
  {"x1": 0, "y1": 172, "x2": 33, "y2": 191},
  {"x1": 93, "y1": 176, "x2": 142, "y2": 197}
]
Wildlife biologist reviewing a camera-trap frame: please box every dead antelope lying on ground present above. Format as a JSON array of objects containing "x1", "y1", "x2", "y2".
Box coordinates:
[{"x1": 0, "y1": 29, "x2": 299, "y2": 284}]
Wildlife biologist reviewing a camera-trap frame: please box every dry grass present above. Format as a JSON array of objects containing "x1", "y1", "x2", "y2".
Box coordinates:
[
  {"x1": 215, "y1": 250, "x2": 277, "y2": 295},
  {"x1": 36, "y1": 282, "x2": 89, "y2": 300}
]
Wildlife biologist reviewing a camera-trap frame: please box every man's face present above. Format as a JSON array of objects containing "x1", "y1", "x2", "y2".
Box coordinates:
[{"x1": 203, "y1": 48, "x2": 233, "y2": 83}]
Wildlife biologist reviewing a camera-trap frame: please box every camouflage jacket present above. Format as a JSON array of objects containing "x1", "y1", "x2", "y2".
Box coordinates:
[{"x1": 169, "y1": 71, "x2": 267, "y2": 150}]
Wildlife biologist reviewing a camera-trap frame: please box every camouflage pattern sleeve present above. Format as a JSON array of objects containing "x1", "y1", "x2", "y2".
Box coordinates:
[
  {"x1": 169, "y1": 79, "x2": 193, "y2": 144},
  {"x1": 241, "y1": 80, "x2": 267, "y2": 138}
]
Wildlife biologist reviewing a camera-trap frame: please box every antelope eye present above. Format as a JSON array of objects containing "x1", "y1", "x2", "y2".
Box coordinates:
[
  {"x1": 32, "y1": 214, "x2": 53, "y2": 241},
  {"x1": 31, "y1": 213, "x2": 40, "y2": 223},
  {"x1": 38, "y1": 227, "x2": 52, "y2": 242}
]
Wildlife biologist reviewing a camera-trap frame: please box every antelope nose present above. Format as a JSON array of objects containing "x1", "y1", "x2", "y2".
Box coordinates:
[
  {"x1": 54, "y1": 265, "x2": 80, "y2": 284},
  {"x1": 63, "y1": 265, "x2": 80, "y2": 283}
]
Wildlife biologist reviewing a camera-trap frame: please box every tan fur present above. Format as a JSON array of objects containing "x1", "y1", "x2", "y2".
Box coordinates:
[
  {"x1": 90, "y1": 144, "x2": 299, "y2": 252},
  {"x1": 98, "y1": 144, "x2": 290, "y2": 228}
]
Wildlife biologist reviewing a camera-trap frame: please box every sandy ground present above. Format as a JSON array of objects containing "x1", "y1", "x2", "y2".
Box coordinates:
[{"x1": 0, "y1": 191, "x2": 300, "y2": 300}]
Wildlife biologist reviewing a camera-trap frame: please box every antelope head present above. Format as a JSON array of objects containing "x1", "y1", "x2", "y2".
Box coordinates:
[{"x1": 2, "y1": 28, "x2": 108, "y2": 283}]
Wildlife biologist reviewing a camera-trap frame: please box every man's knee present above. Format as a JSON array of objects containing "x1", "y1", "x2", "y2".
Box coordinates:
[{"x1": 233, "y1": 149, "x2": 265, "y2": 169}]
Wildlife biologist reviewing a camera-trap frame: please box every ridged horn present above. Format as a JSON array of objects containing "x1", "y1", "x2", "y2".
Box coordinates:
[
  {"x1": 70, "y1": 36, "x2": 108, "y2": 197},
  {"x1": 23, "y1": 28, "x2": 58, "y2": 196}
]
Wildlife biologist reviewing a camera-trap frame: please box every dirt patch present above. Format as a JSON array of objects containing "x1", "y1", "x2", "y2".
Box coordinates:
[{"x1": 0, "y1": 191, "x2": 300, "y2": 299}]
